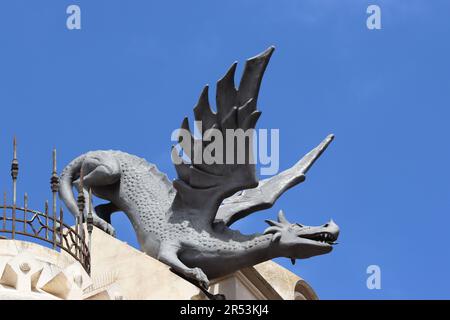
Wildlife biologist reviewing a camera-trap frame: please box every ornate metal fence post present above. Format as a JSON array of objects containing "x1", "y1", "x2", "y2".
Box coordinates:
[
  {"x1": 11, "y1": 137, "x2": 18, "y2": 239},
  {"x1": 23, "y1": 193, "x2": 28, "y2": 233},
  {"x1": 44, "y1": 200, "x2": 49, "y2": 239},
  {"x1": 2, "y1": 192, "x2": 5, "y2": 230},
  {"x1": 51, "y1": 149, "x2": 59, "y2": 249},
  {"x1": 87, "y1": 188, "x2": 94, "y2": 272},
  {"x1": 59, "y1": 207, "x2": 64, "y2": 245},
  {"x1": 77, "y1": 171, "x2": 85, "y2": 263},
  {"x1": 0, "y1": 138, "x2": 91, "y2": 273}
]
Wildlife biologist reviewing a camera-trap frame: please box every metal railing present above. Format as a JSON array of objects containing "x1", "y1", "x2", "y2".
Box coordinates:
[{"x1": 0, "y1": 138, "x2": 92, "y2": 274}]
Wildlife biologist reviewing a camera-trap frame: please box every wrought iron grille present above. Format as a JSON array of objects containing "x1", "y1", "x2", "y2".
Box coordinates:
[{"x1": 0, "y1": 138, "x2": 92, "y2": 274}]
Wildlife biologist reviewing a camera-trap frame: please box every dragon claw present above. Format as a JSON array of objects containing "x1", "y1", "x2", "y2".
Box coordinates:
[{"x1": 190, "y1": 267, "x2": 210, "y2": 289}]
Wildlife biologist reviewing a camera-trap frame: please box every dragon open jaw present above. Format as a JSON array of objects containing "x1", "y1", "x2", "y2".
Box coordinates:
[{"x1": 298, "y1": 231, "x2": 339, "y2": 246}]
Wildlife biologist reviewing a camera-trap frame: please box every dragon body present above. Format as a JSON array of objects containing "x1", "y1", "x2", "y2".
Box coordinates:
[{"x1": 59, "y1": 47, "x2": 339, "y2": 295}]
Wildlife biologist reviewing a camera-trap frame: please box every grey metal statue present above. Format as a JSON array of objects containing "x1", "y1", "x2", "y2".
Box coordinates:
[{"x1": 59, "y1": 47, "x2": 339, "y2": 298}]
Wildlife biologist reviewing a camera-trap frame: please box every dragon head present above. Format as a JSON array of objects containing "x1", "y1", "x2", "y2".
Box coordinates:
[{"x1": 264, "y1": 210, "x2": 339, "y2": 264}]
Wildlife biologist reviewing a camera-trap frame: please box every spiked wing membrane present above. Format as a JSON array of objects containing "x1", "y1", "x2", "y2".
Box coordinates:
[
  {"x1": 215, "y1": 134, "x2": 334, "y2": 226},
  {"x1": 170, "y1": 47, "x2": 275, "y2": 223}
]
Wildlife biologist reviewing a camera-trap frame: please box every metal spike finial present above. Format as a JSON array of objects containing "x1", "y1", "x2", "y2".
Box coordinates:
[
  {"x1": 52, "y1": 148, "x2": 57, "y2": 173},
  {"x1": 51, "y1": 148, "x2": 60, "y2": 191},
  {"x1": 13, "y1": 136, "x2": 17, "y2": 160}
]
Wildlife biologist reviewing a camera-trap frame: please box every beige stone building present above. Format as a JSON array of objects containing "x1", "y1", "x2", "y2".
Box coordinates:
[{"x1": 0, "y1": 226, "x2": 318, "y2": 300}]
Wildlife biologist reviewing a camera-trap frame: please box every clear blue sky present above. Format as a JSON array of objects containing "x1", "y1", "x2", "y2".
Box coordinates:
[{"x1": 1, "y1": 0, "x2": 449, "y2": 299}]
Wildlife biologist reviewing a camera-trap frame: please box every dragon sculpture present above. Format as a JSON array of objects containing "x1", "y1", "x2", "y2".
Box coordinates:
[{"x1": 59, "y1": 47, "x2": 339, "y2": 299}]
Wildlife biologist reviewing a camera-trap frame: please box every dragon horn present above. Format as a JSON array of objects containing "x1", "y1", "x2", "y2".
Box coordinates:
[{"x1": 277, "y1": 210, "x2": 290, "y2": 224}]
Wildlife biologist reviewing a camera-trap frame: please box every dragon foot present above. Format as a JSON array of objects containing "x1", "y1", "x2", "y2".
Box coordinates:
[{"x1": 188, "y1": 267, "x2": 209, "y2": 289}]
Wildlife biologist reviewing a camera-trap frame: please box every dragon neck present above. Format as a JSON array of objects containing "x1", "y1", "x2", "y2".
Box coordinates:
[{"x1": 228, "y1": 232, "x2": 281, "y2": 268}]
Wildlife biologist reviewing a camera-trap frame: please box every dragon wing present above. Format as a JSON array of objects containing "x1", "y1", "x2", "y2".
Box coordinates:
[
  {"x1": 170, "y1": 47, "x2": 274, "y2": 223},
  {"x1": 215, "y1": 134, "x2": 334, "y2": 226}
]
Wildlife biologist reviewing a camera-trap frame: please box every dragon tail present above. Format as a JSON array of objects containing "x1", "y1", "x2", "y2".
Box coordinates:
[{"x1": 59, "y1": 154, "x2": 86, "y2": 218}]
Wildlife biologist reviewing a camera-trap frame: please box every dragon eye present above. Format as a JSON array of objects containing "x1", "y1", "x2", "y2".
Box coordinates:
[{"x1": 296, "y1": 223, "x2": 303, "y2": 228}]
